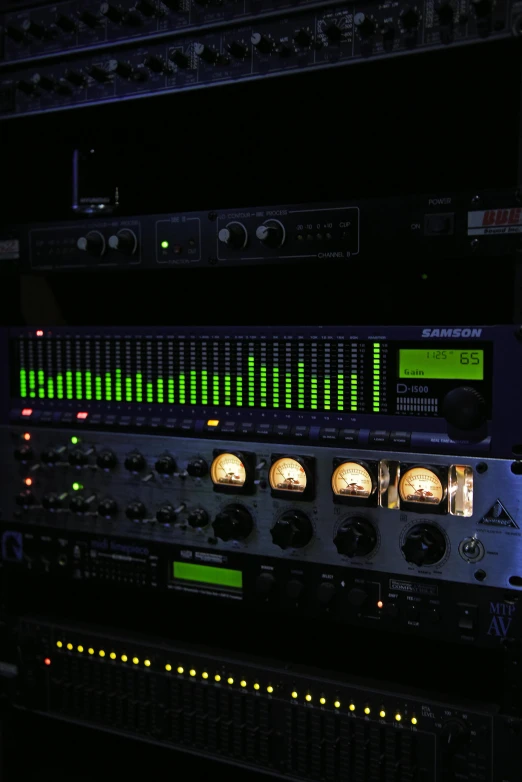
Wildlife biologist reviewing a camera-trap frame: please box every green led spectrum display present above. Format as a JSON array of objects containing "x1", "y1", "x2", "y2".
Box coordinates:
[
  {"x1": 399, "y1": 349, "x2": 484, "y2": 380},
  {"x1": 173, "y1": 561, "x2": 243, "y2": 589}
]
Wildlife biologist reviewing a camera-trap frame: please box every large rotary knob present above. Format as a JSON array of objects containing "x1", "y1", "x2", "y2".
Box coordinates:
[
  {"x1": 188, "y1": 508, "x2": 209, "y2": 528},
  {"x1": 124, "y1": 452, "x2": 146, "y2": 472},
  {"x1": 187, "y1": 458, "x2": 208, "y2": 478},
  {"x1": 354, "y1": 12, "x2": 375, "y2": 37},
  {"x1": 41, "y1": 447, "x2": 66, "y2": 464},
  {"x1": 443, "y1": 387, "x2": 486, "y2": 430},
  {"x1": 155, "y1": 455, "x2": 176, "y2": 475},
  {"x1": 98, "y1": 498, "x2": 118, "y2": 517},
  {"x1": 96, "y1": 450, "x2": 117, "y2": 470},
  {"x1": 218, "y1": 222, "x2": 248, "y2": 250},
  {"x1": 334, "y1": 518, "x2": 377, "y2": 557},
  {"x1": 213, "y1": 504, "x2": 253, "y2": 542},
  {"x1": 440, "y1": 719, "x2": 471, "y2": 750},
  {"x1": 126, "y1": 501, "x2": 147, "y2": 521},
  {"x1": 77, "y1": 230, "x2": 106, "y2": 256},
  {"x1": 69, "y1": 448, "x2": 92, "y2": 467},
  {"x1": 255, "y1": 219, "x2": 286, "y2": 248},
  {"x1": 108, "y1": 229, "x2": 138, "y2": 255},
  {"x1": 69, "y1": 494, "x2": 96, "y2": 513},
  {"x1": 402, "y1": 524, "x2": 446, "y2": 566},
  {"x1": 270, "y1": 510, "x2": 313, "y2": 550},
  {"x1": 156, "y1": 504, "x2": 178, "y2": 525}
]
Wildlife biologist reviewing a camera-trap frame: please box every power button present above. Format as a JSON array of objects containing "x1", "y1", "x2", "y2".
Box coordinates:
[{"x1": 424, "y1": 213, "x2": 455, "y2": 236}]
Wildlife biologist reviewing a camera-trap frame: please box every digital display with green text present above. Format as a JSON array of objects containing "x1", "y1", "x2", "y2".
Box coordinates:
[
  {"x1": 399, "y1": 349, "x2": 484, "y2": 380},
  {"x1": 173, "y1": 561, "x2": 243, "y2": 589}
]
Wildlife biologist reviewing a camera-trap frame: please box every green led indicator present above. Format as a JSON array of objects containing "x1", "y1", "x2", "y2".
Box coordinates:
[
  {"x1": 236, "y1": 375, "x2": 243, "y2": 406},
  {"x1": 272, "y1": 366, "x2": 279, "y2": 408},
  {"x1": 38, "y1": 370, "x2": 45, "y2": 398},
  {"x1": 298, "y1": 362, "x2": 304, "y2": 409},
  {"x1": 157, "y1": 378, "x2": 164, "y2": 404},
  {"x1": 201, "y1": 371, "x2": 207, "y2": 405},
  {"x1": 72, "y1": 481, "x2": 83, "y2": 491},
  {"x1": 136, "y1": 373, "x2": 143, "y2": 403},
  {"x1": 57, "y1": 374, "x2": 64, "y2": 400},
  {"x1": 47, "y1": 378, "x2": 54, "y2": 399},
  {"x1": 20, "y1": 369, "x2": 27, "y2": 398},
  {"x1": 85, "y1": 372, "x2": 92, "y2": 401},
  {"x1": 28, "y1": 370, "x2": 36, "y2": 398},
  {"x1": 161, "y1": 240, "x2": 169, "y2": 249},
  {"x1": 75, "y1": 371, "x2": 83, "y2": 400},
  {"x1": 125, "y1": 377, "x2": 132, "y2": 402},
  {"x1": 168, "y1": 377, "x2": 175, "y2": 404},
  {"x1": 213, "y1": 375, "x2": 220, "y2": 406},
  {"x1": 105, "y1": 373, "x2": 112, "y2": 402},
  {"x1": 173, "y1": 561, "x2": 243, "y2": 589},
  {"x1": 146, "y1": 382, "x2": 154, "y2": 403},
  {"x1": 224, "y1": 374, "x2": 231, "y2": 406},
  {"x1": 311, "y1": 375, "x2": 317, "y2": 410},
  {"x1": 351, "y1": 373, "x2": 358, "y2": 412},
  {"x1": 178, "y1": 374, "x2": 186, "y2": 404},
  {"x1": 285, "y1": 373, "x2": 292, "y2": 409},
  {"x1": 66, "y1": 371, "x2": 73, "y2": 400},
  {"x1": 260, "y1": 366, "x2": 267, "y2": 408},
  {"x1": 115, "y1": 369, "x2": 122, "y2": 402},
  {"x1": 71, "y1": 436, "x2": 79, "y2": 445},
  {"x1": 248, "y1": 356, "x2": 255, "y2": 407},
  {"x1": 190, "y1": 371, "x2": 197, "y2": 405},
  {"x1": 95, "y1": 375, "x2": 102, "y2": 402},
  {"x1": 337, "y1": 374, "x2": 344, "y2": 411}
]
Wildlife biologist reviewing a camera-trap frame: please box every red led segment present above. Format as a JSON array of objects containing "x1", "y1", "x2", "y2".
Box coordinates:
[
  {"x1": 24, "y1": 477, "x2": 33, "y2": 486},
  {"x1": 23, "y1": 432, "x2": 31, "y2": 441},
  {"x1": 77, "y1": 412, "x2": 88, "y2": 420},
  {"x1": 21, "y1": 409, "x2": 33, "y2": 417},
  {"x1": 44, "y1": 657, "x2": 51, "y2": 666},
  {"x1": 36, "y1": 330, "x2": 44, "y2": 337}
]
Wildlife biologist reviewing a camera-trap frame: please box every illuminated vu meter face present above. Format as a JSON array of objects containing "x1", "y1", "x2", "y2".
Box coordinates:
[
  {"x1": 399, "y1": 467, "x2": 444, "y2": 505},
  {"x1": 269, "y1": 458, "x2": 307, "y2": 493},
  {"x1": 331, "y1": 462, "x2": 373, "y2": 498},
  {"x1": 210, "y1": 453, "x2": 246, "y2": 487}
]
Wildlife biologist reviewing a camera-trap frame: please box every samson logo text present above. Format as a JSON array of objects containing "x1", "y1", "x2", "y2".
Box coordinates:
[{"x1": 421, "y1": 328, "x2": 482, "y2": 338}]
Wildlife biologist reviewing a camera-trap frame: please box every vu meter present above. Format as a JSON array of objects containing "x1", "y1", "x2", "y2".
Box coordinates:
[
  {"x1": 331, "y1": 459, "x2": 378, "y2": 506},
  {"x1": 269, "y1": 455, "x2": 314, "y2": 500},
  {"x1": 399, "y1": 466, "x2": 446, "y2": 513},
  {"x1": 211, "y1": 451, "x2": 255, "y2": 495}
]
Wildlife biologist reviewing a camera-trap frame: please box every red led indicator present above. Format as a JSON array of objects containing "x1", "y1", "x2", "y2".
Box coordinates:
[
  {"x1": 76, "y1": 412, "x2": 88, "y2": 420},
  {"x1": 23, "y1": 432, "x2": 31, "y2": 441},
  {"x1": 21, "y1": 409, "x2": 33, "y2": 417},
  {"x1": 36, "y1": 330, "x2": 44, "y2": 337},
  {"x1": 24, "y1": 477, "x2": 33, "y2": 487},
  {"x1": 377, "y1": 601, "x2": 384, "y2": 610},
  {"x1": 44, "y1": 657, "x2": 51, "y2": 666}
]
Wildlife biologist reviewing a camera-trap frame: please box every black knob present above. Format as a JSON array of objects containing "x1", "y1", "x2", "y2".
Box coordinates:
[
  {"x1": 126, "y1": 501, "x2": 147, "y2": 520},
  {"x1": 42, "y1": 492, "x2": 66, "y2": 510},
  {"x1": 155, "y1": 455, "x2": 176, "y2": 475},
  {"x1": 334, "y1": 518, "x2": 377, "y2": 558},
  {"x1": 14, "y1": 445, "x2": 33, "y2": 461},
  {"x1": 213, "y1": 504, "x2": 253, "y2": 541},
  {"x1": 440, "y1": 720, "x2": 470, "y2": 750},
  {"x1": 70, "y1": 494, "x2": 94, "y2": 513},
  {"x1": 194, "y1": 43, "x2": 218, "y2": 63},
  {"x1": 187, "y1": 508, "x2": 209, "y2": 528},
  {"x1": 89, "y1": 65, "x2": 110, "y2": 83},
  {"x1": 22, "y1": 19, "x2": 47, "y2": 39},
  {"x1": 316, "y1": 581, "x2": 336, "y2": 606},
  {"x1": 251, "y1": 32, "x2": 274, "y2": 53},
  {"x1": 125, "y1": 453, "x2": 146, "y2": 472},
  {"x1": 286, "y1": 579, "x2": 305, "y2": 601},
  {"x1": 108, "y1": 229, "x2": 138, "y2": 254},
  {"x1": 69, "y1": 448, "x2": 90, "y2": 467},
  {"x1": 256, "y1": 572, "x2": 276, "y2": 596},
  {"x1": 41, "y1": 448, "x2": 60, "y2": 464},
  {"x1": 16, "y1": 490, "x2": 35, "y2": 507},
  {"x1": 294, "y1": 29, "x2": 312, "y2": 47},
  {"x1": 156, "y1": 504, "x2": 178, "y2": 524},
  {"x1": 108, "y1": 59, "x2": 134, "y2": 78},
  {"x1": 80, "y1": 11, "x2": 100, "y2": 27},
  {"x1": 64, "y1": 69, "x2": 87, "y2": 87},
  {"x1": 77, "y1": 230, "x2": 105, "y2": 255},
  {"x1": 400, "y1": 7, "x2": 419, "y2": 30},
  {"x1": 324, "y1": 22, "x2": 343, "y2": 43},
  {"x1": 228, "y1": 41, "x2": 249, "y2": 58},
  {"x1": 169, "y1": 50, "x2": 189, "y2": 68},
  {"x1": 402, "y1": 524, "x2": 447, "y2": 566},
  {"x1": 443, "y1": 387, "x2": 486, "y2": 430},
  {"x1": 438, "y1": 3, "x2": 455, "y2": 25},
  {"x1": 5, "y1": 26, "x2": 25, "y2": 43},
  {"x1": 100, "y1": 3, "x2": 125, "y2": 22},
  {"x1": 347, "y1": 587, "x2": 368, "y2": 607},
  {"x1": 145, "y1": 55, "x2": 171, "y2": 73},
  {"x1": 218, "y1": 222, "x2": 248, "y2": 249},
  {"x1": 270, "y1": 510, "x2": 313, "y2": 550},
  {"x1": 255, "y1": 220, "x2": 285, "y2": 248},
  {"x1": 34, "y1": 74, "x2": 58, "y2": 92},
  {"x1": 136, "y1": 0, "x2": 157, "y2": 16},
  {"x1": 97, "y1": 450, "x2": 117, "y2": 470},
  {"x1": 187, "y1": 458, "x2": 208, "y2": 478},
  {"x1": 355, "y1": 13, "x2": 375, "y2": 37},
  {"x1": 98, "y1": 498, "x2": 118, "y2": 517},
  {"x1": 56, "y1": 14, "x2": 77, "y2": 32},
  {"x1": 381, "y1": 24, "x2": 395, "y2": 46}
]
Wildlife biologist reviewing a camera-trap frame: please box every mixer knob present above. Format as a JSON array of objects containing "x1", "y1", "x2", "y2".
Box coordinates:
[
  {"x1": 70, "y1": 494, "x2": 95, "y2": 513},
  {"x1": 194, "y1": 43, "x2": 218, "y2": 63},
  {"x1": 89, "y1": 65, "x2": 111, "y2": 83},
  {"x1": 77, "y1": 230, "x2": 106, "y2": 256},
  {"x1": 251, "y1": 33, "x2": 274, "y2": 54},
  {"x1": 155, "y1": 455, "x2": 176, "y2": 475},
  {"x1": 100, "y1": 3, "x2": 125, "y2": 23},
  {"x1": 156, "y1": 504, "x2": 178, "y2": 524},
  {"x1": 213, "y1": 504, "x2": 253, "y2": 541},
  {"x1": 34, "y1": 74, "x2": 58, "y2": 92},
  {"x1": 324, "y1": 22, "x2": 343, "y2": 43},
  {"x1": 169, "y1": 50, "x2": 189, "y2": 68},
  {"x1": 145, "y1": 55, "x2": 171, "y2": 73},
  {"x1": 227, "y1": 41, "x2": 249, "y2": 58},
  {"x1": 16, "y1": 490, "x2": 35, "y2": 507},
  {"x1": 14, "y1": 445, "x2": 34, "y2": 461},
  {"x1": 5, "y1": 26, "x2": 26, "y2": 43},
  {"x1": 218, "y1": 222, "x2": 248, "y2": 250},
  {"x1": 124, "y1": 452, "x2": 146, "y2": 472},
  {"x1": 401, "y1": 524, "x2": 446, "y2": 566},
  {"x1": 187, "y1": 458, "x2": 208, "y2": 478},
  {"x1": 64, "y1": 69, "x2": 87, "y2": 87},
  {"x1": 188, "y1": 508, "x2": 209, "y2": 528},
  {"x1": 80, "y1": 11, "x2": 100, "y2": 27},
  {"x1": 96, "y1": 450, "x2": 117, "y2": 470},
  {"x1": 316, "y1": 581, "x2": 337, "y2": 607},
  {"x1": 56, "y1": 14, "x2": 77, "y2": 32},
  {"x1": 42, "y1": 492, "x2": 67, "y2": 510},
  {"x1": 136, "y1": 0, "x2": 158, "y2": 16},
  {"x1": 126, "y1": 501, "x2": 147, "y2": 520},
  {"x1": 294, "y1": 29, "x2": 312, "y2": 47},
  {"x1": 440, "y1": 720, "x2": 470, "y2": 749},
  {"x1": 98, "y1": 498, "x2": 118, "y2": 517},
  {"x1": 68, "y1": 448, "x2": 92, "y2": 467},
  {"x1": 108, "y1": 229, "x2": 138, "y2": 254},
  {"x1": 108, "y1": 60, "x2": 134, "y2": 79},
  {"x1": 22, "y1": 19, "x2": 47, "y2": 39},
  {"x1": 334, "y1": 518, "x2": 377, "y2": 558},
  {"x1": 270, "y1": 510, "x2": 313, "y2": 550},
  {"x1": 442, "y1": 386, "x2": 486, "y2": 430},
  {"x1": 41, "y1": 446, "x2": 66, "y2": 464},
  {"x1": 400, "y1": 7, "x2": 420, "y2": 30},
  {"x1": 437, "y1": 3, "x2": 455, "y2": 25},
  {"x1": 256, "y1": 220, "x2": 285, "y2": 248},
  {"x1": 354, "y1": 12, "x2": 375, "y2": 37}
]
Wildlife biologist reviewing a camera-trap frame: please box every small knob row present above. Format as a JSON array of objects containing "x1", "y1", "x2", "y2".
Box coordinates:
[
  {"x1": 77, "y1": 229, "x2": 138, "y2": 257},
  {"x1": 218, "y1": 219, "x2": 286, "y2": 250}
]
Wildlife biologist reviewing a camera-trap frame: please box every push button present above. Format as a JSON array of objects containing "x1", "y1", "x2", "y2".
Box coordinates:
[
  {"x1": 319, "y1": 427, "x2": 338, "y2": 441},
  {"x1": 255, "y1": 423, "x2": 272, "y2": 436},
  {"x1": 291, "y1": 425, "x2": 310, "y2": 439},
  {"x1": 390, "y1": 431, "x2": 411, "y2": 446},
  {"x1": 221, "y1": 421, "x2": 237, "y2": 434},
  {"x1": 424, "y1": 212, "x2": 455, "y2": 236},
  {"x1": 274, "y1": 424, "x2": 291, "y2": 437},
  {"x1": 458, "y1": 605, "x2": 477, "y2": 632},
  {"x1": 339, "y1": 428, "x2": 359, "y2": 444},
  {"x1": 368, "y1": 430, "x2": 390, "y2": 446},
  {"x1": 238, "y1": 422, "x2": 254, "y2": 435}
]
